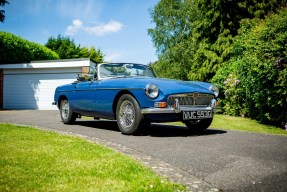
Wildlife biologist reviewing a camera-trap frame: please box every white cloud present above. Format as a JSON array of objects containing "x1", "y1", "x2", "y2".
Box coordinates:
[
  {"x1": 65, "y1": 19, "x2": 123, "y2": 36},
  {"x1": 73, "y1": 19, "x2": 82, "y2": 27}
]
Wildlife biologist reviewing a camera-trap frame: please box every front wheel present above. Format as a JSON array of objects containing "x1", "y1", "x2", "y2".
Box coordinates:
[
  {"x1": 116, "y1": 94, "x2": 144, "y2": 135},
  {"x1": 184, "y1": 118, "x2": 213, "y2": 132},
  {"x1": 60, "y1": 99, "x2": 77, "y2": 124}
]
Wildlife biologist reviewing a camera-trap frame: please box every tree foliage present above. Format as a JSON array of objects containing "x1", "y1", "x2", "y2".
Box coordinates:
[
  {"x1": 149, "y1": 0, "x2": 287, "y2": 81},
  {"x1": 0, "y1": 31, "x2": 59, "y2": 64},
  {"x1": 80, "y1": 46, "x2": 104, "y2": 63},
  {"x1": 149, "y1": 0, "x2": 287, "y2": 127},
  {"x1": 149, "y1": 0, "x2": 199, "y2": 80},
  {"x1": 212, "y1": 10, "x2": 287, "y2": 127},
  {"x1": 0, "y1": 0, "x2": 8, "y2": 23},
  {"x1": 45, "y1": 35, "x2": 81, "y2": 59},
  {"x1": 45, "y1": 35, "x2": 104, "y2": 63}
]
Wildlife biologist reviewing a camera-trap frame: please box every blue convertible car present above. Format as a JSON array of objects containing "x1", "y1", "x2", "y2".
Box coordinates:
[{"x1": 53, "y1": 63, "x2": 219, "y2": 135}]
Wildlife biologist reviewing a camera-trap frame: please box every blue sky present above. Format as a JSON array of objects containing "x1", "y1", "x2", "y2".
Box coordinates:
[{"x1": 1, "y1": 0, "x2": 159, "y2": 64}]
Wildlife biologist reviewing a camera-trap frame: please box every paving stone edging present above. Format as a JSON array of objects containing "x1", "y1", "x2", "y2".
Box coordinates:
[{"x1": 42, "y1": 128, "x2": 221, "y2": 192}]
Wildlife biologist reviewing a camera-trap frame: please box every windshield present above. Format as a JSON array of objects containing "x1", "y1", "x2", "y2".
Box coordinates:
[{"x1": 98, "y1": 63, "x2": 157, "y2": 79}]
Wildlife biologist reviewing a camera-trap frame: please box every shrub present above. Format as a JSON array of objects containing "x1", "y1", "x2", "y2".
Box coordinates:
[
  {"x1": 212, "y1": 10, "x2": 287, "y2": 128},
  {"x1": 0, "y1": 31, "x2": 59, "y2": 64}
]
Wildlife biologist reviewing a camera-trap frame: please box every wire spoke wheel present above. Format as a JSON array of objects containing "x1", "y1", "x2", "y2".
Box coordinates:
[
  {"x1": 116, "y1": 94, "x2": 144, "y2": 135},
  {"x1": 119, "y1": 100, "x2": 135, "y2": 128}
]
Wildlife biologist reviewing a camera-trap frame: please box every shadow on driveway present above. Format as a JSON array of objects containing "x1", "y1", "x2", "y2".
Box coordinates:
[{"x1": 75, "y1": 120, "x2": 227, "y2": 137}]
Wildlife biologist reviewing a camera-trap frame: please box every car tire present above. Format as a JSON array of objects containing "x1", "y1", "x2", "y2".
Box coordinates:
[
  {"x1": 184, "y1": 118, "x2": 213, "y2": 132},
  {"x1": 116, "y1": 94, "x2": 144, "y2": 135},
  {"x1": 60, "y1": 99, "x2": 77, "y2": 124}
]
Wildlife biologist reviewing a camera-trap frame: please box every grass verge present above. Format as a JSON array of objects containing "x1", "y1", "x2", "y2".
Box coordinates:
[
  {"x1": 211, "y1": 114, "x2": 287, "y2": 136},
  {"x1": 0, "y1": 123, "x2": 184, "y2": 192}
]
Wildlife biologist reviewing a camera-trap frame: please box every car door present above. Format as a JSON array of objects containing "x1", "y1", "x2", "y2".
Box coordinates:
[{"x1": 67, "y1": 65, "x2": 98, "y2": 114}]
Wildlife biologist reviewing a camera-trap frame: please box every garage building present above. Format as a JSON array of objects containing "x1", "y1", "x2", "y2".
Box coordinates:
[{"x1": 0, "y1": 59, "x2": 96, "y2": 110}]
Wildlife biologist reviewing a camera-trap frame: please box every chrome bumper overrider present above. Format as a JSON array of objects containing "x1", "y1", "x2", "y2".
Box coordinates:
[{"x1": 141, "y1": 99, "x2": 217, "y2": 114}]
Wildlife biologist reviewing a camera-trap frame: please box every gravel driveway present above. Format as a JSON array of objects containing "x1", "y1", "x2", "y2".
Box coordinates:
[{"x1": 1, "y1": 110, "x2": 287, "y2": 192}]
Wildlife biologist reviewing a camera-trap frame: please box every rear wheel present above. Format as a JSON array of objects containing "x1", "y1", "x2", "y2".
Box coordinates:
[
  {"x1": 184, "y1": 118, "x2": 213, "y2": 132},
  {"x1": 60, "y1": 99, "x2": 77, "y2": 124},
  {"x1": 116, "y1": 94, "x2": 144, "y2": 135}
]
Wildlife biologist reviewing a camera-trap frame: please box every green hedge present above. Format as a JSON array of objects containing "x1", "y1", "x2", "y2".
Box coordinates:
[
  {"x1": 212, "y1": 10, "x2": 287, "y2": 128},
  {"x1": 0, "y1": 31, "x2": 59, "y2": 64}
]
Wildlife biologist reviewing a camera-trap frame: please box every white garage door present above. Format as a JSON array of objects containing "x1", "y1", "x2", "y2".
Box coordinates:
[{"x1": 4, "y1": 70, "x2": 79, "y2": 110}]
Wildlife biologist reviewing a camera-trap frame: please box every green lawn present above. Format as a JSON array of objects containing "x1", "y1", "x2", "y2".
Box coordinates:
[
  {"x1": 211, "y1": 114, "x2": 287, "y2": 136},
  {"x1": 0, "y1": 123, "x2": 184, "y2": 192}
]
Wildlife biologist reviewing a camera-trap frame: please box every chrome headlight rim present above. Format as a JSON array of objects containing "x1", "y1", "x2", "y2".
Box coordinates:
[
  {"x1": 145, "y1": 83, "x2": 159, "y2": 99},
  {"x1": 209, "y1": 85, "x2": 219, "y2": 97}
]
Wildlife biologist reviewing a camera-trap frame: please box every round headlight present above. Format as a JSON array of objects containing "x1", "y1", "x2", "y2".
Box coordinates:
[
  {"x1": 145, "y1": 83, "x2": 159, "y2": 99},
  {"x1": 209, "y1": 85, "x2": 219, "y2": 97}
]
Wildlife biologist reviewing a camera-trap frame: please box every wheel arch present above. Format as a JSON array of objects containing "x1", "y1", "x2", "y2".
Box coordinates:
[
  {"x1": 112, "y1": 90, "x2": 140, "y2": 119},
  {"x1": 57, "y1": 95, "x2": 68, "y2": 108}
]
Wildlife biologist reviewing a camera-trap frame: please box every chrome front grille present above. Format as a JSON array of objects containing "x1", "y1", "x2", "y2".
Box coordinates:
[{"x1": 167, "y1": 93, "x2": 214, "y2": 107}]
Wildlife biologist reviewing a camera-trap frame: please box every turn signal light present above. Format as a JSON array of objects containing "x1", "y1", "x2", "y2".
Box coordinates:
[{"x1": 154, "y1": 102, "x2": 167, "y2": 108}]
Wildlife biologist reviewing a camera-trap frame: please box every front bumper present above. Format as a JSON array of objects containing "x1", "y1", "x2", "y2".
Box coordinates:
[
  {"x1": 141, "y1": 99, "x2": 217, "y2": 114},
  {"x1": 141, "y1": 106, "x2": 215, "y2": 114}
]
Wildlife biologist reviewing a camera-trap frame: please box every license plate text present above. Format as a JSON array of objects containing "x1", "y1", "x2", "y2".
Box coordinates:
[{"x1": 183, "y1": 110, "x2": 212, "y2": 120}]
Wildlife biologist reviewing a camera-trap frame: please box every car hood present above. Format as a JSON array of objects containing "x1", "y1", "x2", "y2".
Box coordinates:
[{"x1": 99, "y1": 77, "x2": 215, "y2": 96}]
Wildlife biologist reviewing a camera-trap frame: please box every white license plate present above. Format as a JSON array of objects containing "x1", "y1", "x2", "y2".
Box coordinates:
[{"x1": 183, "y1": 110, "x2": 212, "y2": 120}]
